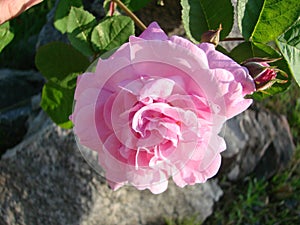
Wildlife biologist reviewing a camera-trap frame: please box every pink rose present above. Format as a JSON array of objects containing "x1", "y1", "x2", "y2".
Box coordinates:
[
  {"x1": 0, "y1": 0, "x2": 43, "y2": 25},
  {"x1": 71, "y1": 22, "x2": 255, "y2": 194}
]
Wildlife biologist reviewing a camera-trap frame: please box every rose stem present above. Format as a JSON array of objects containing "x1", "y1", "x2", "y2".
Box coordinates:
[
  {"x1": 112, "y1": 0, "x2": 147, "y2": 31},
  {"x1": 221, "y1": 37, "x2": 245, "y2": 42}
]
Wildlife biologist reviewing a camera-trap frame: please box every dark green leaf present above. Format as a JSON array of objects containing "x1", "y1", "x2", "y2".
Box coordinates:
[
  {"x1": 0, "y1": 22, "x2": 14, "y2": 53},
  {"x1": 230, "y1": 42, "x2": 290, "y2": 78},
  {"x1": 230, "y1": 42, "x2": 281, "y2": 63},
  {"x1": 91, "y1": 15, "x2": 134, "y2": 52},
  {"x1": 36, "y1": 42, "x2": 90, "y2": 129},
  {"x1": 216, "y1": 45, "x2": 230, "y2": 56},
  {"x1": 237, "y1": 0, "x2": 264, "y2": 41},
  {"x1": 41, "y1": 81, "x2": 74, "y2": 129},
  {"x1": 35, "y1": 42, "x2": 90, "y2": 80},
  {"x1": 230, "y1": 41, "x2": 292, "y2": 100},
  {"x1": 67, "y1": 7, "x2": 97, "y2": 57},
  {"x1": 54, "y1": 0, "x2": 83, "y2": 34},
  {"x1": 237, "y1": 0, "x2": 300, "y2": 43},
  {"x1": 277, "y1": 19, "x2": 300, "y2": 87},
  {"x1": 181, "y1": 0, "x2": 234, "y2": 43},
  {"x1": 49, "y1": 72, "x2": 79, "y2": 90}
]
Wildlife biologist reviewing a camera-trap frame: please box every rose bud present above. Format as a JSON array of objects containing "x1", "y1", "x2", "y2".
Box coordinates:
[
  {"x1": 201, "y1": 24, "x2": 222, "y2": 46},
  {"x1": 242, "y1": 57, "x2": 284, "y2": 91}
]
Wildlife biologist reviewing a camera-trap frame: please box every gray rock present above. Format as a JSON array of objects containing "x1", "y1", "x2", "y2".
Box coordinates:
[
  {"x1": 36, "y1": 0, "x2": 68, "y2": 48},
  {"x1": 219, "y1": 0, "x2": 244, "y2": 51},
  {"x1": 0, "y1": 122, "x2": 223, "y2": 225},
  {"x1": 0, "y1": 104, "x2": 294, "y2": 224},
  {"x1": 220, "y1": 107, "x2": 295, "y2": 180},
  {"x1": 83, "y1": 0, "x2": 105, "y2": 20},
  {"x1": 0, "y1": 69, "x2": 44, "y2": 153},
  {"x1": 0, "y1": 69, "x2": 44, "y2": 110}
]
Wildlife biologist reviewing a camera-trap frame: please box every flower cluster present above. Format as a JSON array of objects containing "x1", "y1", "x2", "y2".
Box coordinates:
[{"x1": 71, "y1": 22, "x2": 255, "y2": 194}]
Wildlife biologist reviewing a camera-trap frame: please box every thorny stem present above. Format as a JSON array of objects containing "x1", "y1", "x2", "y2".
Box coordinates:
[
  {"x1": 221, "y1": 37, "x2": 245, "y2": 42},
  {"x1": 112, "y1": 0, "x2": 147, "y2": 31}
]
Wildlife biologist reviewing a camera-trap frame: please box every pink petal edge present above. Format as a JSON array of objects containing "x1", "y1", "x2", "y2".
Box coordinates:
[{"x1": 139, "y1": 21, "x2": 168, "y2": 41}]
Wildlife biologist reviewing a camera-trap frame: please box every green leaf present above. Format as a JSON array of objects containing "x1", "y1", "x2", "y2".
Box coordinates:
[
  {"x1": 41, "y1": 81, "x2": 74, "y2": 129},
  {"x1": 181, "y1": 0, "x2": 234, "y2": 43},
  {"x1": 91, "y1": 15, "x2": 134, "y2": 52},
  {"x1": 216, "y1": 45, "x2": 229, "y2": 56},
  {"x1": 237, "y1": 0, "x2": 264, "y2": 41},
  {"x1": 0, "y1": 22, "x2": 14, "y2": 53},
  {"x1": 277, "y1": 19, "x2": 300, "y2": 87},
  {"x1": 67, "y1": 7, "x2": 97, "y2": 57},
  {"x1": 230, "y1": 42, "x2": 290, "y2": 77},
  {"x1": 35, "y1": 42, "x2": 90, "y2": 80},
  {"x1": 237, "y1": 0, "x2": 300, "y2": 43},
  {"x1": 230, "y1": 42, "x2": 281, "y2": 63},
  {"x1": 230, "y1": 42, "x2": 292, "y2": 100},
  {"x1": 54, "y1": 0, "x2": 83, "y2": 34},
  {"x1": 36, "y1": 42, "x2": 90, "y2": 129}
]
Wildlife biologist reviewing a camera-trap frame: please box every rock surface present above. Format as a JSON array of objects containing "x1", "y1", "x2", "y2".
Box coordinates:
[
  {"x1": 36, "y1": 0, "x2": 68, "y2": 48},
  {"x1": 0, "y1": 69, "x2": 44, "y2": 154},
  {"x1": 220, "y1": 106, "x2": 295, "y2": 180},
  {"x1": 0, "y1": 118, "x2": 223, "y2": 225},
  {"x1": 0, "y1": 106, "x2": 295, "y2": 225}
]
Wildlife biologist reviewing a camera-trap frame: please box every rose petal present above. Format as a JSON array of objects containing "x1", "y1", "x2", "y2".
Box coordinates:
[
  {"x1": 139, "y1": 22, "x2": 168, "y2": 41},
  {"x1": 172, "y1": 133, "x2": 225, "y2": 187},
  {"x1": 198, "y1": 43, "x2": 255, "y2": 95},
  {"x1": 72, "y1": 104, "x2": 101, "y2": 151},
  {"x1": 130, "y1": 40, "x2": 209, "y2": 73},
  {"x1": 210, "y1": 68, "x2": 253, "y2": 118},
  {"x1": 74, "y1": 72, "x2": 99, "y2": 100},
  {"x1": 170, "y1": 36, "x2": 208, "y2": 64},
  {"x1": 0, "y1": 0, "x2": 43, "y2": 24},
  {"x1": 139, "y1": 78, "x2": 175, "y2": 100},
  {"x1": 199, "y1": 134, "x2": 226, "y2": 170},
  {"x1": 73, "y1": 88, "x2": 99, "y2": 115}
]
